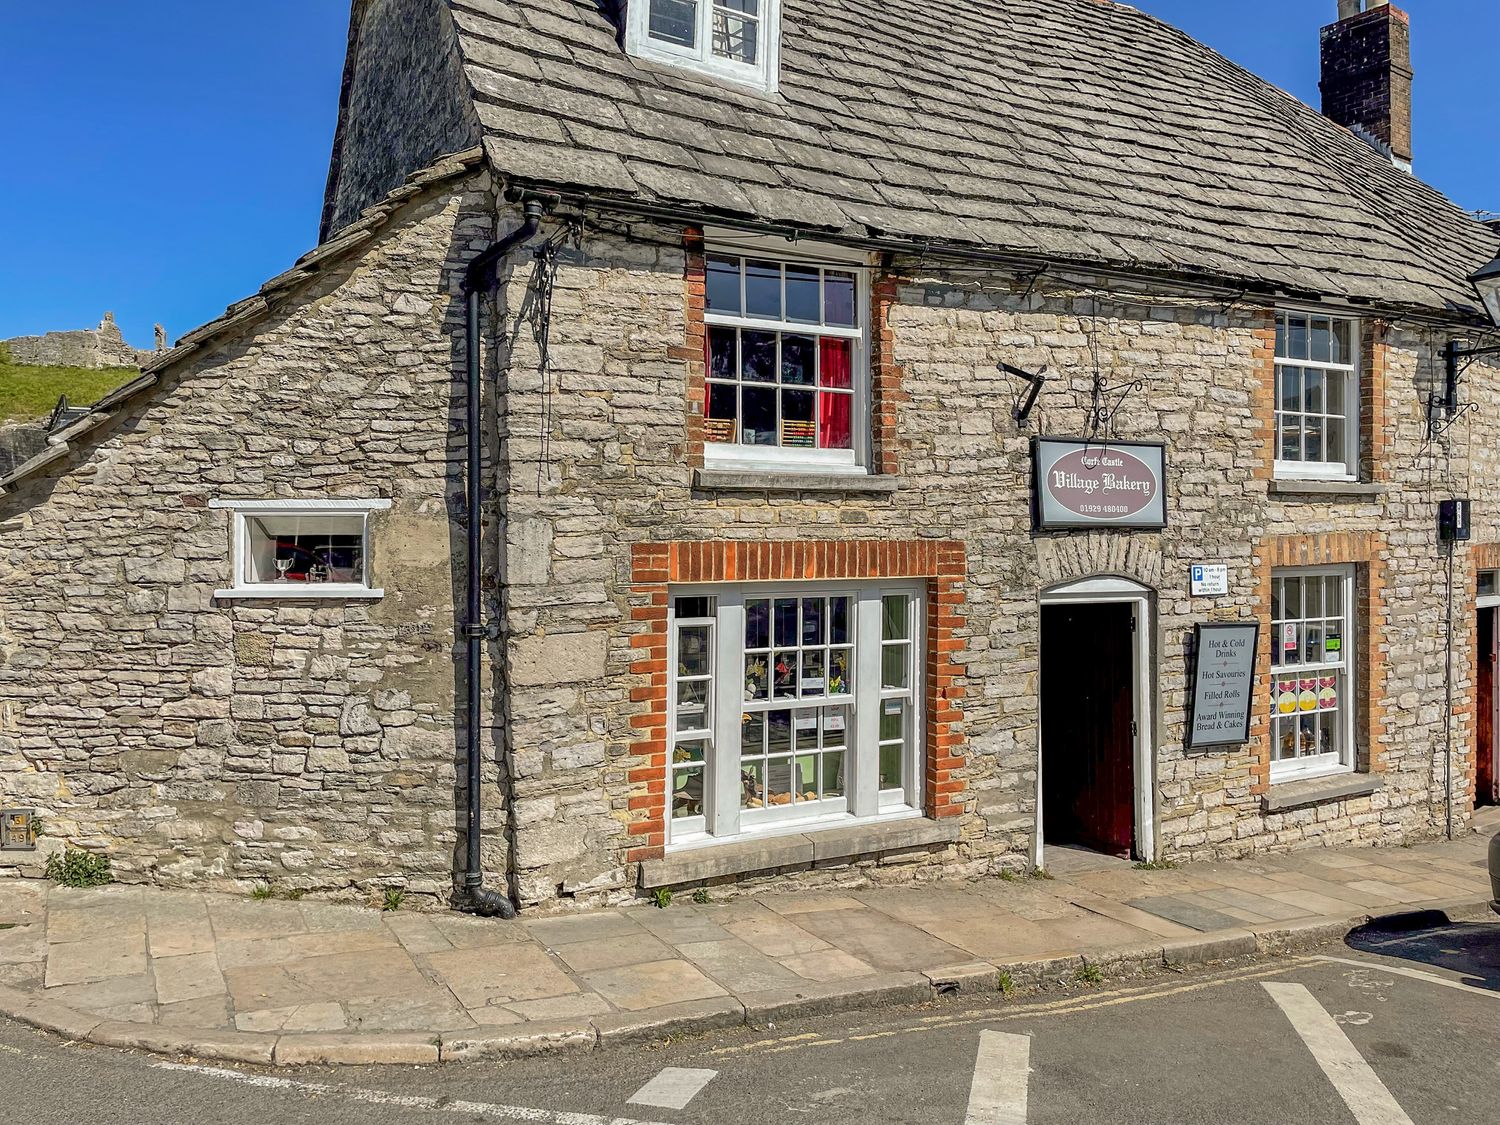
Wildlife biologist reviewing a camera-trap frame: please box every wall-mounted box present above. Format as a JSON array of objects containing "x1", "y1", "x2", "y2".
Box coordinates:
[{"x1": 0, "y1": 809, "x2": 36, "y2": 851}]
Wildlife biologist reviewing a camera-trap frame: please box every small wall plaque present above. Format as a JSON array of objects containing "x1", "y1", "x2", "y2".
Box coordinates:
[{"x1": 0, "y1": 809, "x2": 36, "y2": 851}]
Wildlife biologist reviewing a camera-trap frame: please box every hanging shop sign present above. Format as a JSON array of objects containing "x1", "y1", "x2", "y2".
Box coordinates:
[
  {"x1": 1187, "y1": 622, "x2": 1259, "y2": 749},
  {"x1": 1032, "y1": 438, "x2": 1167, "y2": 530}
]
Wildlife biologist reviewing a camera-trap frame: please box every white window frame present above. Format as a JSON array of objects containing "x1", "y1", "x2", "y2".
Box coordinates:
[
  {"x1": 1479, "y1": 569, "x2": 1500, "y2": 609},
  {"x1": 625, "y1": 0, "x2": 782, "y2": 94},
  {"x1": 666, "y1": 580, "x2": 925, "y2": 850},
  {"x1": 1273, "y1": 309, "x2": 1360, "y2": 482},
  {"x1": 1269, "y1": 564, "x2": 1356, "y2": 783},
  {"x1": 701, "y1": 235, "x2": 874, "y2": 476},
  {"x1": 210, "y1": 498, "x2": 390, "y2": 600}
]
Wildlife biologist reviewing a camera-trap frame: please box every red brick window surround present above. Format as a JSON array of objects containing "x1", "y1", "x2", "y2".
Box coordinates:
[
  {"x1": 1252, "y1": 532, "x2": 1386, "y2": 794},
  {"x1": 1255, "y1": 309, "x2": 1388, "y2": 484},
  {"x1": 1467, "y1": 544, "x2": 1500, "y2": 807},
  {"x1": 680, "y1": 228, "x2": 904, "y2": 477},
  {"x1": 625, "y1": 540, "x2": 966, "y2": 863}
]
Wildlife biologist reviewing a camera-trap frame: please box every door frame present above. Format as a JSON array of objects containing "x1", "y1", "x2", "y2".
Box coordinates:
[
  {"x1": 1478, "y1": 585, "x2": 1500, "y2": 807},
  {"x1": 1035, "y1": 576, "x2": 1155, "y2": 865}
]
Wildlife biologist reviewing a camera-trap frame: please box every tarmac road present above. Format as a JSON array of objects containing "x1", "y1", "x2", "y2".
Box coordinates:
[{"x1": 5, "y1": 918, "x2": 1498, "y2": 1125}]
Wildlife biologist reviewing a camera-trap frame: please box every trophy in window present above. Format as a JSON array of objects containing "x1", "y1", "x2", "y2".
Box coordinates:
[{"x1": 274, "y1": 557, "x2": 293, "y2": 582}]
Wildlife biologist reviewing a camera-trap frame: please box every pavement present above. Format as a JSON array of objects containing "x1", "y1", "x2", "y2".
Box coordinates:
[
  {"x1": 6, "y1": 923, "x2": 1500, "y2": 1124},
  {"x1": 0, "y1": 813, "x2": 1495, "y2": 1069}
]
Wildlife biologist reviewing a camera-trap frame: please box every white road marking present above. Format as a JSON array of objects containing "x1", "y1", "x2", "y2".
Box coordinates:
[
  {"x1": 151, "y1": 1061, "x2": 676, "y2": 1125},
  {"x1": 964, "y1": 1030, "x2": 1031, "y2": 1125},
  {"x1": 626, "y1": 1067, "x2": 717, "y2": 1110},
  {"x1": 1315, "y1": 954, "x2": 1500, "y2": 1001},
  {"x1": 1262, "y1": 983, "x2": 1413, "y2": 1125}
]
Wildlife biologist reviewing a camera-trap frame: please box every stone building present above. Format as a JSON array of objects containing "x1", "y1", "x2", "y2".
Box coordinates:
[
  {"x1": 2, "y1": 312, "x2": 163, "y2": 371},
  {"x1": 2, "y1": 0, "x2": 1498, "y2": 915}
]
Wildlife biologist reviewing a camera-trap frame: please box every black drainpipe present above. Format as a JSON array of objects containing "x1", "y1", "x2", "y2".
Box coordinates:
[{"x1": 457, "y1": 198, "x2": 544, "y2": 917}]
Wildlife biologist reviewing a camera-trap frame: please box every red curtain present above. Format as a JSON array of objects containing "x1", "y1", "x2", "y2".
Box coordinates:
[{"x1": 818, "y1": 338, "x2": 852, "y2": 450}]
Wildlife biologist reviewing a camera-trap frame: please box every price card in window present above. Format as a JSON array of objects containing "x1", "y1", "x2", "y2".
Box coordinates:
[{"x1": 794, "y1": 715, "x2": 817, "y2": 733}]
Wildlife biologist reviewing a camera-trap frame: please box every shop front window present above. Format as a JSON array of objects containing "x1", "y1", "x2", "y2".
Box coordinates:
[
  {"x1": 1270, "y1": 566, "x2": 1355, "y2": 781},
  {"x1": 667, "y1": 582, "x2": 922, "y2": 845}
]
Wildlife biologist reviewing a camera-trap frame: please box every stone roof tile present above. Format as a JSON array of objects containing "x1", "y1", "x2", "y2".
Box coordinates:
[{"x1": 450, "y1": 0, "x2": 1498, "y2": 317}]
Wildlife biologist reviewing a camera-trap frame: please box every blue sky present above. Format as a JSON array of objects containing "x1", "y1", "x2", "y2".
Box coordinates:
[{"x1": 2, "y1": 1, "x2": 1496, "y2": 349}]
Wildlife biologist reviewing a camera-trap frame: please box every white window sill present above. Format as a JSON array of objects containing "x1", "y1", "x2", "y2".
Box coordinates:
[{"x1": 213, "y1": 586, "x2": 385, "y2": 601}]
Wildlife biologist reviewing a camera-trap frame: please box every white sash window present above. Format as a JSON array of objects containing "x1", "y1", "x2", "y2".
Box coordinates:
[
  {"x1": 668, "y1": 582, "x2": 923, "y2": 847},
  {"x1": 1270, "y1": 566, "x2": 1355, "y2": 781}
]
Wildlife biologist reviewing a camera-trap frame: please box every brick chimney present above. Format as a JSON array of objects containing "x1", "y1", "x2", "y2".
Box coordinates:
[{"x1": 1321, "y1": 0, "x2": 1413, "y2": 171}]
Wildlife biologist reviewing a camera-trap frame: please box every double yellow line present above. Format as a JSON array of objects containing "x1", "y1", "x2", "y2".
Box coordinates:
[{"x1": 708, "y1": 958, "x2": 1314, "y2": 1058}]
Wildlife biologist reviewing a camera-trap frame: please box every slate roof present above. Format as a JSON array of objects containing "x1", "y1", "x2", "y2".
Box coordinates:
[{"x1": 451, "y1": 0, "x2": 1497, "y2": 319}]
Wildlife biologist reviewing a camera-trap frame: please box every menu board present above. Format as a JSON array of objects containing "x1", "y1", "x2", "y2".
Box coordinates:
[{"x1": 1187, "y1": 622, "x2": 1259, "y2": 749}]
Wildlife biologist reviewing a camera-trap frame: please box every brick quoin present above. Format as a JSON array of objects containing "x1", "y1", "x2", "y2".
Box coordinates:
[
  {"x1": 1252, "y1": 532, "x2": 1386, "y2": 794},
  {"x1": 624, "y1": 540, "x2": 967, "y2": 863},
  {"x1": 1466, "y1": 544, "x2": 1500, "y2": 807},
  {"x1": 674, "y1": 228, "x2": 708, "y2": 470}
]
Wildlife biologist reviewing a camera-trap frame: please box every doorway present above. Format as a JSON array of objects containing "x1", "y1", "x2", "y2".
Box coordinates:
[
  {"x1": 1479, "y1": 605, "x2": 1498, "y2": 807},
  {"x1": 1037, "y1": 576, "x2": 1154, "y2": 863}
]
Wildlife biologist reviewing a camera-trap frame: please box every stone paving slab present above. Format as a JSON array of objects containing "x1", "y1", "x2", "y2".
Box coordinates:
[{"x1": 0, "y1": 813, "x2": 1495, "y2": 1067}]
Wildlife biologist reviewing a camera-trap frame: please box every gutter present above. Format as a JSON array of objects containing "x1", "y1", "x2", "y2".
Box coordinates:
[
  {"x1": 514, "y1": 184, "x2": 1494, "y2": 332},
  {"x1": 456, "y1": 198, "x2": 546, "y2": 918}
]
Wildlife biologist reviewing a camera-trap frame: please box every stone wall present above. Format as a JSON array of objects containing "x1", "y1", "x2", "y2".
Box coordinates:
[
  {"x1": 322, "y1": 0, "x2": 479, "y2": 238},
  {"x1": 0, "y1": 424, "x2": 49, "y2": 480},
  {"x1": 489, "y1": 213, "x2": 1473, "y2": 908},
  {"x1": 0, "y1": 174, "x2": 500, "y2": 906},
  {"x1": 3, "y1": 312, "x2": 155, "y2": 370},
  {"x1": 0, "y1": 193, "x2": 1481, "y2": 913}
]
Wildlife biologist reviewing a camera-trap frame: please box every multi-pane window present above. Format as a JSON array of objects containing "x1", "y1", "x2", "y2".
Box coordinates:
[
  {"x1": 1270, "y1": 567, "x2": 1354, "y2": 780},
  {"x1": 666, "y1": 583, "x2": 922, "y2": 844},
  {"x1": 1274, "y1": 311, "x2": 1358, "y2": 477},
  {"x1": 703, "y1": 253, "x2": 864, "y2": 466},
  {"x1": 211, "y1": 499, "x2": 389, "y2": 599},
  {"x1": 879, "y1": 595, "x2": 916, "y2": 797},
  {"x1": 671, "y1": 597, "x2": 716, "y2": 821},
  {"x1": 628, "y1": 0, "x2": 781, "y2": 92}
]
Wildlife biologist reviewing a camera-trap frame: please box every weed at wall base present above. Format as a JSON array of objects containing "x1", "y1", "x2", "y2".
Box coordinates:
[{"x1": 44, "y1": 848, "x2": 112, "y2": 888}]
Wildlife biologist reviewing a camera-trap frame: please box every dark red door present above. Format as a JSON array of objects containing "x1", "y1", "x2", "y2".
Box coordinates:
[
  {"x1": 1041, "y1": 602, "x2": 1136, "y2": 856},
  {"x1": 1479, "y1": 609, "x2": 1497, "y2": 807}
]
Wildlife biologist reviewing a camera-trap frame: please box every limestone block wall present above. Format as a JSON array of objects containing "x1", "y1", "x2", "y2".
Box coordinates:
[
  {"x1": 0, "y1": 175, "x2": 498, "y2": 904},
  {"x1": 491, "y1": 214, "x2": 1469, "y2": 908}
]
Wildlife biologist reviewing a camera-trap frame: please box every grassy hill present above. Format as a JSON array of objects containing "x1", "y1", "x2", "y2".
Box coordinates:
[{"x1": 0, "y1": 346, "x2": 139, "y2": 425}]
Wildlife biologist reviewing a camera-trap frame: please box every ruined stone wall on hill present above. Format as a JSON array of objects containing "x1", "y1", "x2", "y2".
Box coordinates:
[{"x1": 3, "y1": 312, "x2": 159, "y2": 369}]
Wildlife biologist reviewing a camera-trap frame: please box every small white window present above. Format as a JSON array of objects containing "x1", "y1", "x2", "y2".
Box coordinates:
[
  {"x1": 1270, "y1": 566, "x2": 1355, "y2": 782},
  {"x1": 1274, "y1": 311, "x2": 1359, "y2": 480},
  {"x1": 668, "y1": 582, "x2": 923, "y2": 848},
  {"x1": 702, "y1": 246, "x2": 871, "y2": 474},
  {"x1": 625, "y1": 0, "x2": 782, "y2": 93},
  {"x1": 210, "y1": 499, "x2": 390, "y2": 600},
  {"x1": 1481, "y1": 569, "x2": 1500, "y2": 607}
]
